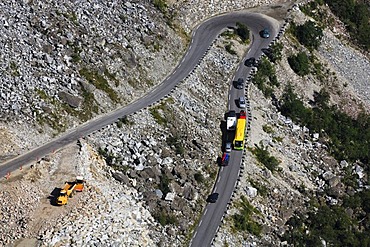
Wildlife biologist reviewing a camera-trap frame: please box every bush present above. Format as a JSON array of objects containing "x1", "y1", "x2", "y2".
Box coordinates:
[
  {"x1": 194, "y1": 172, "x2": 204, "y2": 183},
  {"x1": 250, "y1": 143, "x2": 280, "y2": 172},
  {"x1": 225, "y1": 43, "x2": 236, "y2": 55},
  {"x1": 252, "y1": 57, "x2": 279, "y2": 98},
  {"x1": 154, "y1": 209, "x2": 178, "y2": 226},
  {"x1": 294, "y1": 21, "x2": 323, "y2": 50},
  {"x1": 166, "y1": 136, "x2": 185, "y2": 156},
  {"x1": 235, "y1": 22, "x2": 250, "y2": 43},
  {"x1": 232, "y1": 196, "x2": 262, "y2": 236},
  {"x1": 266, "y1": 42, "x2": 283, "y2": 63},
  {"x1": 288, "y1": 52, "x2": 310, "y2": 76}
]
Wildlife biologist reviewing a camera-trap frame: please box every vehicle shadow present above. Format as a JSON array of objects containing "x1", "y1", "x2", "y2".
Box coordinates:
[
  {"x1": 232, "y1": 80, "x2": 238, "y2": 89},
  {"x1": 48, "y1": 187, "x2": 61, "y2": 206}
]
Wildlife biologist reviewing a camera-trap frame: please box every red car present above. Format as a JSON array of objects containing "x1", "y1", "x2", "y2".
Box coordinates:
[{"x1": 221, "y1": 153, "x2": 230, "y2": 166}]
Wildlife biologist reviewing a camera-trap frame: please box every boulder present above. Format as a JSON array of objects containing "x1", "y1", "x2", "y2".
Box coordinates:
[
  {"x1": 57, "y1": 91, "x2": 82, "y2": 108},
  {"x1": 112, "y1": 172, "x2": 130, "y2": 184},
  {"x1": 164, "y1": 192, "x2": 175, "y2": 201},
  {"x1": 246, "y1": 186, "x2": 258, "y2": 198}
]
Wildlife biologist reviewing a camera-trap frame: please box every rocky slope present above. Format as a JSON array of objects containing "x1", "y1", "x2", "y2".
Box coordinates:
[{"x1": 0, "y1": 0, "x2": 369, "y2": 247}]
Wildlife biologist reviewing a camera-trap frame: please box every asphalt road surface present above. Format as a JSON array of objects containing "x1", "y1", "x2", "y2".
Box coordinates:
[
  {"x1": 189, "y1": 13, "x2": 280, "y2": 247},
  {"x1": 0, "y1": 10, "x2": 280, "y2": 244}
]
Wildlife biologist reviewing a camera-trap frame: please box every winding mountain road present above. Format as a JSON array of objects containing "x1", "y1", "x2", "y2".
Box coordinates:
[{"x1": 0, "y1": 9, "x2": 282, "y2": 246}]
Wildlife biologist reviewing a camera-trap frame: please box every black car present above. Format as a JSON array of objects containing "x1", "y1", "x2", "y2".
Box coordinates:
[
  {"x1": 206, "y1": 193, "x2": 219, "y2": 203},
  {"x1": 236, "y1": 78, "x2": 244, "y2": 89},
  {"x1": 260, "y1": 28, "x2": 270, "y2": 38},
  {"x1": 244, "y1": 57, "x2": 256, "y2": 67}
]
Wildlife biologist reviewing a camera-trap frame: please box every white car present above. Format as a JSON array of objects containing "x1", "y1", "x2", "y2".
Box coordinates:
[
  {"x1": 238, "y1": 96, "x2": 246, "y2": 108},
  {"x1": 225, "y1": 142, "x2": 232, "y2": 153},
  {"x1": 226, "y1": 110, "x2": 236, "y2": 130}
]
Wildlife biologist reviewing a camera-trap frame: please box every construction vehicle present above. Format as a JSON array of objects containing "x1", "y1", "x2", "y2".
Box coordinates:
[
  {"x1": 74, "y1": 176, "x2": 85, "y2": 192},
  {"x1": 57, "y1": 182, "x2": 77, "y2": 206}
]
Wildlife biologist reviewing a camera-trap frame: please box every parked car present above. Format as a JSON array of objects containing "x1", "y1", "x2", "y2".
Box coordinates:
[
  {"x1": 225, "y1": 142, "x2": 232, "y2": 153},
  {"x1": 236, "y1": 78, "x2": 244, "y2": 89},
  {"x1": 260, "y1": 28, "x2": 270, "y2": 38},
  {"x1": 206, "y1": 193, "x2": 219, "y2": 203},
  {"x1": 238, "y1": 96, "x2": 246, "y2": 108},
  {"x1": 244, "y1": 57, "x2": 256, "y2": 67},
  {"x1": 221, "y1": 152, "x2": 230, "y2": 166}
]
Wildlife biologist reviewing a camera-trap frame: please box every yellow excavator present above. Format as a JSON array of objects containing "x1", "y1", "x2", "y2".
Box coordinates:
[
  {"x1": 57, "y1": 182, "x2": 77, "y2": 205},
  {"x1": 56, "y1": 176, "x2": 85, "y2": 205}
]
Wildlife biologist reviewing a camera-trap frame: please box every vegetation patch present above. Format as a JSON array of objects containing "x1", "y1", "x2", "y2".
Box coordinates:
[
  {"x1": 283, "y1": 191, "x2": 370, "y2": 246},
  {"x1": 158, "y1": 173, "x2": 171, "y2": 198},
  {"x1": 279, "y1": 84, "x2": 370, "y2": 164},
  {"x1": 79, "y1": 67, "x2": 119, "y2": 103},
  {"x1": 166, "y1": 135, "x2": 184, "y2": 156},
  {"x1": 194, "y1": 172, "x2": 204, "y2": 183},
  {"x1": 154, "y1": 209, "x2": 178, "y2": 226},
  {"x1": 225, "y1": 42, "x2": 236, "y2": 55},
  {"x1": 249, "y1": 179, "x2": 269, "y2": 197},
  {"x1": 235, "y1": 22, "x2": 250, "y2": 43},
  {"x1": 232, "y1": 196, "x2": 262, "y2": 236},
  {"x1": 252, "y1": 57, "x2": 279, "y2": 98},
  {"x1": 9, "y1": 61, "x2": 20, "y2": 77},
  {"x1": 290, "y1": 21, "x2": 323, "y2": 51},
  {"x1": 265, "y1": 42, "x2": 283, "y2": 63},
  {"x1": 149, "y1": 99, "x2": 174, "y2": 125},
  {"x1": 288, "y1": 51, "x2": 310, "y2": 76},
  {"x1": 323, "y1": 0, "x2": 370, "y2": 50},
  {"x1": 262, "y1": 124, "x2": 274, "y2": 134},
  {"x1": 249, "y1": 143, "x2": 280, "y2": 172}
]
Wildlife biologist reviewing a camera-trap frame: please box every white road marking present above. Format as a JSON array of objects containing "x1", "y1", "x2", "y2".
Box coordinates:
[
  {"x1": 199, "y1": 220, "x2": 203, "y2": 226},
  {"x1": 204, "y1": 208, "x2": 208, "y2": 215},
  {"x1": 214, "y1": 186, "x2": 217, "y2": 192},
  {"x1": 217, "y1": 176, "x2": 221, "y2": 183}
]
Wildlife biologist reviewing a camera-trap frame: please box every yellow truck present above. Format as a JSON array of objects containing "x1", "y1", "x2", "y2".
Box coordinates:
[{"x1": 57, "y1": 182, "x2": 77, "y2": 206}]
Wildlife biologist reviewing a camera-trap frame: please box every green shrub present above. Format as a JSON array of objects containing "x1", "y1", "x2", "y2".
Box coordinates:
[
  {"x1": 235, "y1": 22, "x2": 250, "y2": 43},
  {"x1": 288, "y1": 52, "x2": 310, "y2": 76},
  {"x1": 194, "y1": 172, "x2": 204, "y2": 183},
  {"x1": 79, "y1": 68, "x2": 119, "y2": 103},
  {"x1": 252, "y1": 57, "x2": 279, "y2": 98},
  {"x1": 159, "y1": 174, "x2": 171, "y2": 197},
  {"x1": 294, "y1": 21, "x2": 323, "y2": 50},
  {"x1": 267, "y1": 42, "x2": 283, "y2": 63},
  {"x1": 250, "y1": 144, "x2": 280, "y2": 172},
  {"x1": 282, "y1": 203, "x2": 370, "y2": 246},
  {"x1": 166, "y1": 136, "x2": 184, "y2": 156},
  {"x1": 225, "y1": 43, "x2": 236, "y2": 55},
  {"x1": 232, "y1": 196, "x2": 262, "y2": 236},
  {"x1": 262, "y1": 124, "x2": 274, "y2": 134},
  {"x1": 154, "y1": 209, "x2": 178, "y2": 226},
  {"x1": 153, "y1": 0, "x2": 167, "y2": 13}
]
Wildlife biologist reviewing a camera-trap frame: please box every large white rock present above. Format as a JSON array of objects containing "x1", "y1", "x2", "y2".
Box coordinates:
[
  {"x1": 164, "y1": 192, "x2": 175, "y2": 201},
  {"x1": 246, "y1": 186, "x2": 257, "y2": 198}
]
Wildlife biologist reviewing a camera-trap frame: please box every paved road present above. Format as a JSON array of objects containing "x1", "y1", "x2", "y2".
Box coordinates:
[{"x1": 189, "y1": 13, "x2": 280, "y2": 247}]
